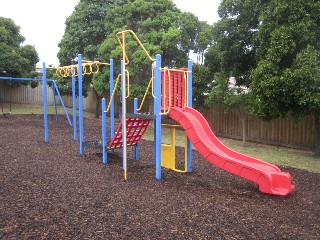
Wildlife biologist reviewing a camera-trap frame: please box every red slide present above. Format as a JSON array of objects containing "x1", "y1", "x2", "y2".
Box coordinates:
[{"x1": 169, "y1": 107, "x2": 295, "y2": 196}]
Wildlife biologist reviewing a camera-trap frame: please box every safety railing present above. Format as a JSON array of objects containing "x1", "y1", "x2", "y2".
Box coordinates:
[
  {"x1": 106, "y1": 71, "x2": 130, "y2": 113},
  {"x1": 114, "y1": 30, "x2": 156, "y2": 113},
  {"x1": 160, "y1": 68, "x2": 189, "y2": 115}
]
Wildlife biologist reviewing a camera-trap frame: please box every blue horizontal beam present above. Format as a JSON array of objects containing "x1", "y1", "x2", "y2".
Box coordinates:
[{"x1": 0, "y1": 77, "x2": 42, "y2": 81}]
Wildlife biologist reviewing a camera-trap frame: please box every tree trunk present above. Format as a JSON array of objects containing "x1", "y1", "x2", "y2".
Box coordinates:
[
  {"x1": 93, "y1": 90, "x2": 101, "y2": 118},
  {"x1": 241, "y1": 117, "x2": 246, "y2": 145},
  {"x1": 95, "y1": 98, "x2": 101, "y2": 118},
  {"x1": 237, "y1": 109, "x2": 247, "y2": 146},
  {"x1": 314, "y1": 114, "x2": 320, "y2": 157}
]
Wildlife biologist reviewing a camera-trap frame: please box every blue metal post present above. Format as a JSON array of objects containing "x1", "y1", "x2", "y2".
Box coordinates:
[
  {"x1": 52, "y1": 85, "x2": 58, "y2": 122},
  {"x1": 78, "y1": 54, "x2": 84, "y2": 155},
  {"x1": 72, "y1": 74, "x2": 77, "y2": 140},
  {"x1": 134, "y1": 98, "x2": 139, "y2": 160},
  {"x1": 42, "y1": 63, "x2": 48, "y2": 142},
  {"x1": 187, "y1": 60, "x2": 193, "y2": 172},
  {"x1": 109, "y1": 59, "x2": 114, "y2": 141},
  {"x1": 51, "y1": 80, "x2": 72, "y2": 126},
  {"x1": 154, "y1": 54, "x2": 162, "y2": 180},
  {"x1": 102, "y1": 98, "x2": 107, "y2": 164}
]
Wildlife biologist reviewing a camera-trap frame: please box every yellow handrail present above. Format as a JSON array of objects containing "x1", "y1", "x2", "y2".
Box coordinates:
[
  {"x1": 159, "y1": 68, "x2": 172, "y2": 115},
  {"x1": 115, "y1": 30, "x2": 156, "y2": 116},
  {"x1": 137, "y1": 67, "x2": 156, "y2": 111},
  {"x1": 83, "y1": 60, "x2": 111, "y2": 66},
  {"x1": 115, "y1": 30, "x2": 155, "y2": 65},
  {"x1": 125, "y1": 70, "x2": 130, "y2": 99},
  {"x1": 106, "y1": 74, "x2": 121, "y2": 113},
  {"x1": 184, "y1": 71, "x2": 188, "y2": 108},
  {"x1": 137, "y1": 77, "x2": 154, "y2": 112}
]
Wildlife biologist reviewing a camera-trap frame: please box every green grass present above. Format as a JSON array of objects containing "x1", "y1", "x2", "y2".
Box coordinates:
[
  {"x1": 143, "y1": 127, "x2": 320, "y2": 172},
  {"x1": 4, "y1": 103, "x2": 320, "y2": 172},
  {"x1": 1, "y1": 103, "x2": 95, "y2": 118}
]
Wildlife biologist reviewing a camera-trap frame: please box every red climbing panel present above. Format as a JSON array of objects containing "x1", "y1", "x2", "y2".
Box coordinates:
[{"x1": 107, "y1": 118, "x2": 150, "y2": 149}]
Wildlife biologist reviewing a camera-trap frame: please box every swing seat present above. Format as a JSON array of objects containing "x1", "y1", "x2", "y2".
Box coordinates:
[
  {"x1": 3, "y1": 112, "x2": 11, "y2": 118},
  {"x1": 83, "y1": 140, "x2": 102, "y2": 149}
]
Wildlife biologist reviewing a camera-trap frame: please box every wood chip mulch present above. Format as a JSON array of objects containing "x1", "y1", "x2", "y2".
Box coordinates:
[{"x1": 1, "y1": 114, "x2": 319, "y2": 239}]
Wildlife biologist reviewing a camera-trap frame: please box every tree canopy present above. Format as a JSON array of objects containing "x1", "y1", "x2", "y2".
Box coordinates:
[
  {"x1": 204, "y1": 0, "x2": 320, "y2": 155},
  {"x1": 250, "y1": 0, "x2": 320, "y2": 121},
  {"x1": 97, "y1": 0, "x2": 209, "y2": 103},
  {"x1": 204, "y1": 0, "x2": 265, "y2": 87},
  {"x1": 0, "y1": 17, "x2": 39, "y2": 79},
  {"x1": 56, "y1": 0, "x2": 116, "y2": 104},
  {"x1": 250, "y1": 0, "x2": 320, "y2": 155},
  {"x1": 57, "y1": 0, "x2": 114, "y2": 65},
  {"x1": 56, "y1": 0, "x2": 211, "y2": 116}
]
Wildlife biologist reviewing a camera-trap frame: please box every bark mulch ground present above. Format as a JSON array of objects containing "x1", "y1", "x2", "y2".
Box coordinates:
[{"x1": 1, "y1": 114, "x2": 319, "y2": 239}]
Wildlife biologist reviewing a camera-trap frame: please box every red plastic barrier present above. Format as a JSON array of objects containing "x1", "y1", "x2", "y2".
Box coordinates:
[{"x1": 161, "y1": 68, "x2": 188, "y2": 111}]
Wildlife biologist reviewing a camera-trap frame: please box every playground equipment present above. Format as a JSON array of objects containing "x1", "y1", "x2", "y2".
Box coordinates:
[
  {"x1": 0, "y1": 73, "x2": 72, "y2": 141},
  {"x1": 169, "y1": 107, "x2": 295, "y2": 195},
  {"x1": 58, "y1": 30, "x2": 294, "y2": 195},
  {"x1": 104, "y1": 31, "x2": 294, "y2": 195},
  {"x1": 97, "y1": 30, "x2": 193, "y2": 181}
]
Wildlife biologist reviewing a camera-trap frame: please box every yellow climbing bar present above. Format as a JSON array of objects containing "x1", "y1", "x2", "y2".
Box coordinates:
[
  {"x1": 106, "y1": 74, "x2": 121, "y2": 113},
  {"x1": 55, "y1": 60, "x2": 110, "y2": 78},
  {"x1": 116, "y1": 30, "x2": 155, "y2": 65},
  {"x1": 137, "y1": 68, "x2": 156, "y2": 112}
]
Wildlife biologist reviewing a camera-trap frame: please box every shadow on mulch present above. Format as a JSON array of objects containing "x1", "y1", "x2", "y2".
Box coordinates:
[{"x1": 1, "y1": 114, "x2": 319, "y2": 239}]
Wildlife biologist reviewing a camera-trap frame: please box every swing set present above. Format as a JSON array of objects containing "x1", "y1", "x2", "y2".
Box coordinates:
[{"x1": 0, "y1": 75, "x2": 72, "y2": 141}]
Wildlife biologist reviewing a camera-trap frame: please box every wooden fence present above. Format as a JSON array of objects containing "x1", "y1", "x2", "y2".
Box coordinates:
[
  {"x1": 202, "y1": 104, "x2": 316, "y2": 150},
  {"x1": 0, "y1": 82, "x2": 316, "y2": 150},
  {"x1": 0, "y1": 81, "x2": 54, "y2": 105}
]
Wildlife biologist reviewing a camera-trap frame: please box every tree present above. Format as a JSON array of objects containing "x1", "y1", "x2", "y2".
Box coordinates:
[
  {"x1": 250, "y1": 0, "x2": 320, "y2": 156},
  {"x1": 97, "y1": 0, "x2": 205, "y2": 114},
  {"x1": 205, "y1": 0, "x2": 266, "y2": 87},
  {"x1": 57, "y1": 0, "x2": 116, "y2": 117},
  {"x1": 203, "y1": 0, "x2": 264, "y2": 143},
  {"x1": 205, "y1": 0, "x2": 320, "y2": 155},
  {"x1": 58, "y1": 0, "x2": 115, "y2": 64},
  {"x1": 56, "y1": 0, "x2": 208, "y2": 117},
  {"x1": 0, "y1": 17, "x2": 39, "y2": 81},
  {"x1": 205, "y1": 73, "x2": 252, "y2": 144},
  {"x1": 192, "y1": 64, "x2": 212, "y2": 109}
]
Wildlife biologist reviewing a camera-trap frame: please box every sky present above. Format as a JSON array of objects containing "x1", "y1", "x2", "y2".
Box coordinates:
[{"x1": 0, "y1": 0, "x2": 220, "y2": 67}]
